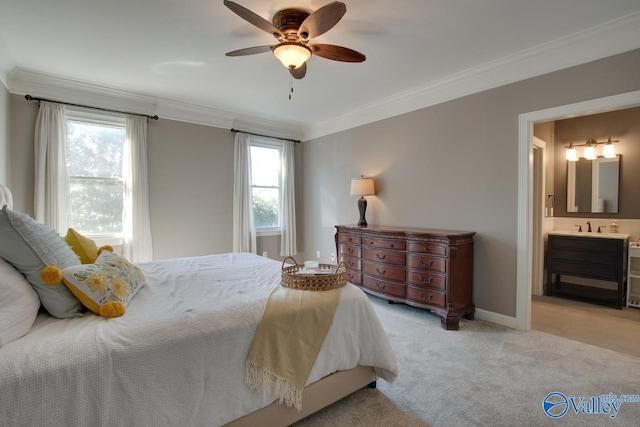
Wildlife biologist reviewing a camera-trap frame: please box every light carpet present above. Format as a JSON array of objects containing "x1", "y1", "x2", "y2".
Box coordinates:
[{"x1": 294, "y1": 295, "x2": 640, "y2": 426}]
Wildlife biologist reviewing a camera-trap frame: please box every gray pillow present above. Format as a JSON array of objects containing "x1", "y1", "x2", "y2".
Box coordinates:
[{"x1": 0, "y1": 206, "x2": 84, "y2": 318}]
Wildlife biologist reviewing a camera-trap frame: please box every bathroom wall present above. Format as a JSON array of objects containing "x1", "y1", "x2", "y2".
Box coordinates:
[{"x1": 552, "y1": 106, "x2": 640, "y2": 219}]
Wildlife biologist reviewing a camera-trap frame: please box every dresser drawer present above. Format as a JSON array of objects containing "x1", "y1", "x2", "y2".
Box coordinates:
[
  {"x1": 363, "y1": 261, "x2": 406, "y2": 282},
  {"x1": 363, "y1": 276, "x2": 405, "y2": 298},
  {"x1": 550, "y1": 260, "x2": 619, "y2": 280},
  {"x1": 362, "y1": 237, "x2": 406, "y2": 251},
  {"x1": 342, "y1": 255, "x2": 362, "y2": 271},
  {"x1": 340, "y1": 243, "x2": 362, "y2": 258},
  {"x1": 346, "y1": 270, "x2": 362, "y2": 285},
  {"x1": 363, "y1": 247, "x2": 405, "y2": 266},
  {"x1": 407, "y1": 270, "x2": 446, "y2": 290},
  {"x1": 407, "y1": 254, "x2": 446, "y2": 273},
  {"x1": 407, "y1": 241, "x2": 447, "y2": 256},
  {"x1": 339, "y1": 233, "x2": 361, "y2": 245},
  {"x1": 407, "y1": 287, "x2": 445, "y2": 308}
]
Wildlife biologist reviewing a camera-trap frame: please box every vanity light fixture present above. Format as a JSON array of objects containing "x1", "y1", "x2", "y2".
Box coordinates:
[
  {"x1": 564, "y1": 137, "x2": 618, "y2": 161},
  {"x1": 565, "y1": 142, "x2": 578, "y2": 161}
]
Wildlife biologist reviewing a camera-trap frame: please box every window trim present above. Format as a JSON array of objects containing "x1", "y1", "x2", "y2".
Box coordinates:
[
  {"x1": 249, "y1": 137, "x2": 283, "y2": 235},
  {"x1": 65, "y1": 107, "x2": 126, "y2": 238}
]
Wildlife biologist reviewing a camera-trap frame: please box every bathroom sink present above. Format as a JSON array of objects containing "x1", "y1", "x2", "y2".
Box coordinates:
[{"x1": 548, "y1": 231, "x2": 629, "y2": 239}]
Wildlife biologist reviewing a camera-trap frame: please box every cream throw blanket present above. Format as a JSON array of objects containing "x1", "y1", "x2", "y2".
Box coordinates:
[{"x1": 246, "y1": 285, "x2": 341, "y2": 411}]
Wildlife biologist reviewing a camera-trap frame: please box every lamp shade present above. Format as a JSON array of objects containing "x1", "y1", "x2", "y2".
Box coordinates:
[
  {"x1": 350, "y1": 178, "x2": 375, "y2": 196},
  {"x1": 273, "y1": 43, "x2": 312, "y2": 69}
]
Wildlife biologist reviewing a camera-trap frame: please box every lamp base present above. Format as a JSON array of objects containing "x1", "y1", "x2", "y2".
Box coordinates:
[{"x1": 357, "y1": 196, "x2": 368, "y2": 227}]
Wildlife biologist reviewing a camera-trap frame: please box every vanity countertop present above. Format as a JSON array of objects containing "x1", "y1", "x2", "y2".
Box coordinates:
[{"x1": 548, "y1": 231, "x2": 629, "y2": 240}]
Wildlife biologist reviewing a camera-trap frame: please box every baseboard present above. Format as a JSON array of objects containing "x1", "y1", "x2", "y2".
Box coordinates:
[{"x1": 475, "y1": 308, "x2": 518, "y2": 330}]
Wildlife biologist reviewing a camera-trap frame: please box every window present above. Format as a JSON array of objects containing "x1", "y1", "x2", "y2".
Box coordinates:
[
  {"x1": 65, "y1": 109, "x2": 126, "y2": 238},
  {"x1": 250, "y1": 139, "x2": 282, "y2": 234}
]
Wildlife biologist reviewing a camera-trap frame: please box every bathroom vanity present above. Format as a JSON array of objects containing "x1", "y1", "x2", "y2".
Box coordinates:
[{"x1": 546, "y1": 231, "x2": 628, "y2": 308}]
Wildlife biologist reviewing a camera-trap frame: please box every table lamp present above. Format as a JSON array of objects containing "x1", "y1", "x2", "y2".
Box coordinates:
[{"x1": 350, "y1": 176, "x2": 375, "y2": 226}]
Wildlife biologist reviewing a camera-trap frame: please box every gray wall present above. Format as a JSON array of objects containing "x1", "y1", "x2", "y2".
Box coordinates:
[
  {"x1": 0, "y1": 82, "x2": 9, "y2": 184},
  {"x1": 300, "y1": 49, "x2": 640, "y2": 318},
  {"x1": 552, "y1": 106, "x2": 640, "y2": 218}
]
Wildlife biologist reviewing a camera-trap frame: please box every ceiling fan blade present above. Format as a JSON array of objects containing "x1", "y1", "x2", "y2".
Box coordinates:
[
  {"x1": 298, "y1": 1, "x2": 346, "y2": 40},
  {"x1": 290, "y1": 63, "x2": 307, "y2": 80},
  {"x1": 224, "y1": 0, "x2": 284, "y2": 40},
  {"x1": 309, "y1": 44, "x2": 366, "y2": 62},
  {"x1": 225, "y1": 45, "x2": 273, "y2": 56}
]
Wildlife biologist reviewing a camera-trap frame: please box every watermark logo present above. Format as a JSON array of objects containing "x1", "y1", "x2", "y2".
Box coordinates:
[
  {"x1": 542, "y1": 392, "x2": 569, "y2": 418},
  {"x1": 542, "y1": 391, "x2": 640, "y2": 419}
]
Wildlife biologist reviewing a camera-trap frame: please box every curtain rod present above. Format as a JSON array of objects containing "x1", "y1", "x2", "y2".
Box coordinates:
[
  {"x1": 230, "y1": 128, "x2": 301, "y2": 144},
  {"x1": 25, "y1": 95, "x2": 159, "y2": 120}
]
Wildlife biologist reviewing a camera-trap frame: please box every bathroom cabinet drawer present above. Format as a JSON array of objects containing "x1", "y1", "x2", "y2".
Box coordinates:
[
  {"x1": 551, "y1": 248, "x2": 617, "y2": 265},
  {"x1": 550, "y1": 260, "x2": 619, "y2": 281}
]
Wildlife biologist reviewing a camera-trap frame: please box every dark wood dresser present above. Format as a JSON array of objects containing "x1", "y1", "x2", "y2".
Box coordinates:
[
  {"x1": 546, "y1": 233, "x2": 628, "y2": 309},
  {"x1": 335, "y1": 225, "x2": 475, "y2": 330}
]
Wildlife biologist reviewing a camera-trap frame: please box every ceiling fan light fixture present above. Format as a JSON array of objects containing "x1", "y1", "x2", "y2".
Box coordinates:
[{"x1": 273, "y1": 43, "x2": 311, "y2": 69}]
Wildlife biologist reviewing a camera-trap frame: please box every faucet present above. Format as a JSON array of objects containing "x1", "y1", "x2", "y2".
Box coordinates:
[
  {"x1": 586, "y1": 221, "x2": 592, "y2": 232},
  {"x1": 574, "y1": 225, "x2": 582, "y2": 232}
]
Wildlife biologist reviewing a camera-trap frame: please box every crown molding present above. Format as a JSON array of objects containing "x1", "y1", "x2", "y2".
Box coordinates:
[
  {"x1": 4, "y1": 11, "x2": 640, "y2": 142},
  {"x1": 302, "y1": 11, "x2": 640, "y2": 141},
  {"x1": 7, "y1": 69, "x2": 304, "y2": 141}
]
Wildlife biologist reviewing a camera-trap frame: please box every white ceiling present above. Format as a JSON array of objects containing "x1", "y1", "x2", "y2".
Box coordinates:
[{"x1": 1, "y1": 0, "x2": 640, "y2": 140}]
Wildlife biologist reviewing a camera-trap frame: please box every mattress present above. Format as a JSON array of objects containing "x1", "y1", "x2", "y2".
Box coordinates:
[{"x1": 0, "y1": 253, "x2": 397, "y2": 426}]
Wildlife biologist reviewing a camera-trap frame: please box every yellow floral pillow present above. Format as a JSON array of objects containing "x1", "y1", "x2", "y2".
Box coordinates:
[
  {"x1": 64, "y1": 228, "x2": 98, "y2": 264},
  {"x1": 60, "y1": 250, "x2": 145, "y2": 318}
]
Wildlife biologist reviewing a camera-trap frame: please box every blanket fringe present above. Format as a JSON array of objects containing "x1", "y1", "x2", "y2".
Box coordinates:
[{"x1": 246, "y1": 360, "x2": 303, "y2": 412}]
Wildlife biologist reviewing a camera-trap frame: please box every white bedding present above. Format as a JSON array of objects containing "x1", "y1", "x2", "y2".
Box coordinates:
[{"x1": 0, "y1": 253, "x2": 397, "y2": 427}]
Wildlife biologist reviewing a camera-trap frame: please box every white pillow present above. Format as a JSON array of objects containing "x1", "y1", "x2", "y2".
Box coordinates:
[{"x1": 0, "y1": 257, "x2": 40, "y2": 347}]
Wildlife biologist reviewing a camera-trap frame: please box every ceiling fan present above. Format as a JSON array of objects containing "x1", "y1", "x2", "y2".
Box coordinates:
[{"x1": 223, "y1": 0, "x2": 366, "y2": 79}]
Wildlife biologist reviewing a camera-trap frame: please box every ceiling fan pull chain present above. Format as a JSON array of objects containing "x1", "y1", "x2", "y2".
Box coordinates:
[{"x1": 289, "y1": 74, "x2": 294, "y2": 100}]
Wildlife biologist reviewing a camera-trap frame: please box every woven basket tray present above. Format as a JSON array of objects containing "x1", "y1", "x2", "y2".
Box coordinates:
[{"x1": 281, "y1": 256, "x2": 347, "y2": 291}]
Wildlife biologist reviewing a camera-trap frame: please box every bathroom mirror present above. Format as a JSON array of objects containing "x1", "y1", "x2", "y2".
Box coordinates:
[{"x1": 566, "y1": 155, "x2": 620, "y2": 213}]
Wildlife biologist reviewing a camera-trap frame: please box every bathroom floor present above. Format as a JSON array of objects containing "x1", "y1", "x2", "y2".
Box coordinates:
[{"x1": 532, "y1": 295, "x2": 640, "y2": 359}]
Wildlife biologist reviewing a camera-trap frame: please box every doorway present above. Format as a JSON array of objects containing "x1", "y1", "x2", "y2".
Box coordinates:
[{"x1": 516, "y1": 89, "x2": 640, "y2": 332}]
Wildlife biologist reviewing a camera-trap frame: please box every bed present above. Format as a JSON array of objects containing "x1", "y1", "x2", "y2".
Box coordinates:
[{"x1": 0, "y1": 252, "x2": 398, "y2": 426}]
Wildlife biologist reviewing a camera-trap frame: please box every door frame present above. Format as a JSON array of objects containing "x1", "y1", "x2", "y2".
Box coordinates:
[{"x1": 516, "y1": 90, "x2": 640, "y2": 331}]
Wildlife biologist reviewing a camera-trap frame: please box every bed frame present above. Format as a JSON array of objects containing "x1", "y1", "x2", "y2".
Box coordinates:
[{"x1": 226, "y1": 365, "x2": 377, "y2": 426}]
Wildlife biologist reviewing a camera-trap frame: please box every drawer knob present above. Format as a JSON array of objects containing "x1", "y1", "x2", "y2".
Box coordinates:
[
  {"x1": 418, "y1": 292, "x2": 432, "y2": 301},
  {"x1": 376, "y1": 268, "x2": 386, "y2": 276},
  {"x1": 348, "y1": 260, "x2": 354, "y2": 267},
  {"x1": 376, "y1": 253, "x2": 386, "y2": 260},
  {"x1": 420, "y1": 259, "x2": 433, "y2": 268},
  {"x1": 421, "y1": 276, "x2": 433, "y2": 284},
  {"x1": 348, "y1": 247, "x2": 353, "y2": 253},
  {"x1": 376, "y1": 283, "x2": 386, "y2": 291}
]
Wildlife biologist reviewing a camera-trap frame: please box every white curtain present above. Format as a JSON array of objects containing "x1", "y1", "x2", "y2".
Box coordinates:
[
  {"x1": 280, "y1": 140, "x2": 297, "y2": 257},
  {"x1": 34, "y1": 102, "x2": 70, "y2": 233},
  {"x1": 122, "y1": 115, "x2": 153, "y2": 262},
  {"x1": 232, "y1": 132, "x2": 256, "y2": 254}
]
